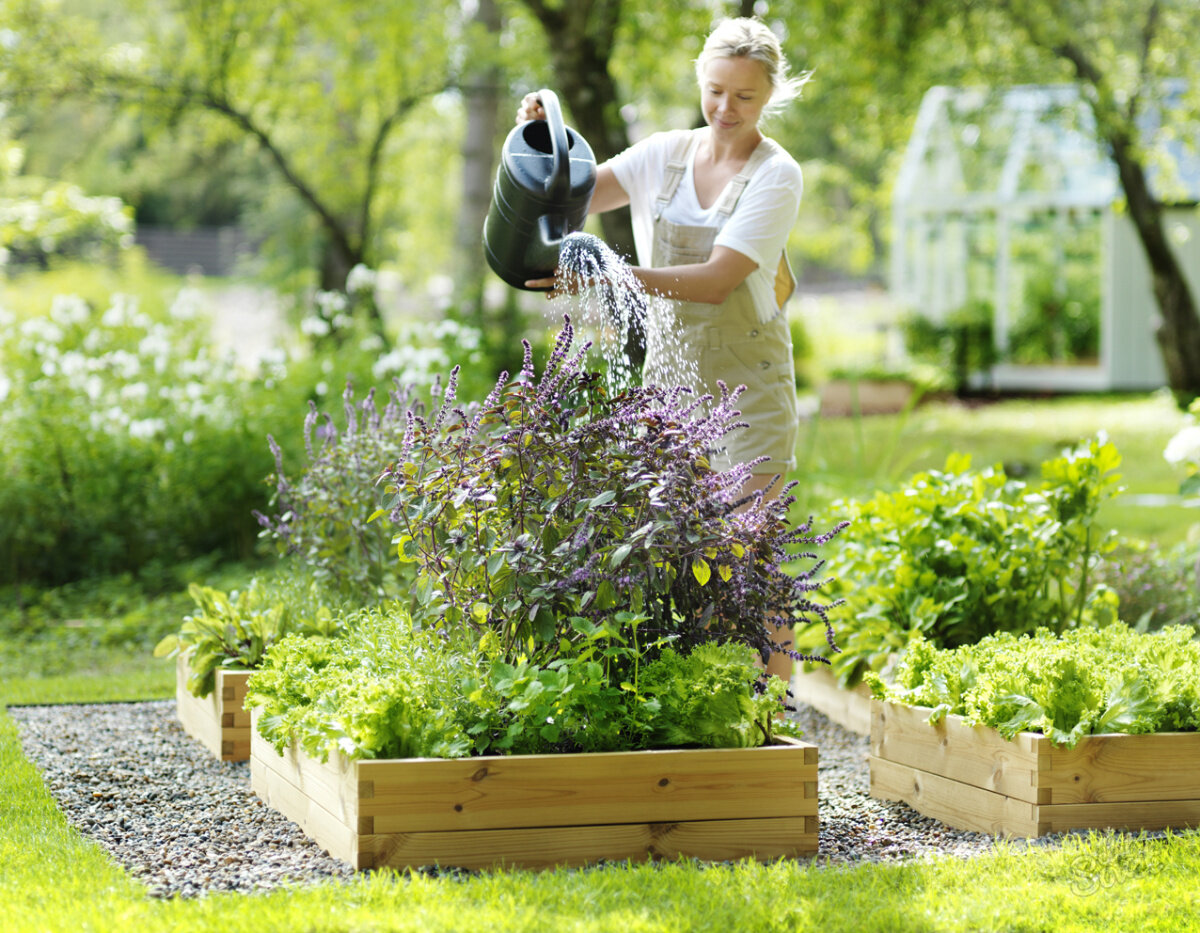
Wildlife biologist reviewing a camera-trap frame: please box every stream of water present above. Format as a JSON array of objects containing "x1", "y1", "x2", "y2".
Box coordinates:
[{"x1": 553, "y1": 232, "x2": 699, "y2": 393}]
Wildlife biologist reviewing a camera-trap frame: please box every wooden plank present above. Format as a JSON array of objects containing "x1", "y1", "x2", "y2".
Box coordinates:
[
  {"x1": 868, "y1": 755, "x2": 1040, "y2": 837},
  {"x1": 176, "y1": 656, "x2": 253, "y2": 762},
  {"x1": 251, "y1": 751, "x2": 358, "y2": 866},
  {"x1": 250, "y1": 723, "x2": 358, "y2": 824},
  {"x1": 792, "y1": 665, "x2": 873, "y2": 736},
  {"x1": 176, "y1": 653, "x2": 223, "y2": 759},
  {"x1": 362, "y1": 816, "x2": 818, "y2": 871},
  {"x1": 1037, "y1": 799, "x2": 1200, "y2": 834},
  {"x1": 1039, "y1": 732, "x2": 1200, "y2": 804},
  {"x1": 359, "y1": 742, "x2": 818, "y2": 833},
  {"x1": 870, "y1": 701, "x2": 1042, "y2": 804}
]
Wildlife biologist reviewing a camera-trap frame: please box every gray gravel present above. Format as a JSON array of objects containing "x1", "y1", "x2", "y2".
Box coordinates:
[{"x1": 10, "y1": 698, "x2": 1061, "y2": 898}]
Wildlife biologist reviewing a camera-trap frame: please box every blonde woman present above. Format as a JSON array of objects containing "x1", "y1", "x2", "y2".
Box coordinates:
[{"x1": 521, "y1": 17, "x2": 810, "y2": 682}]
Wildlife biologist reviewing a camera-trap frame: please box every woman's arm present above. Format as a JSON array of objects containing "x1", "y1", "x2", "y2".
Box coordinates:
[
  {"x1": 588, "y1": 164, "x2": 630, "y2": 215},
  {"x1": 631, "y1": 246, "x2": 756, "y2": 304}
]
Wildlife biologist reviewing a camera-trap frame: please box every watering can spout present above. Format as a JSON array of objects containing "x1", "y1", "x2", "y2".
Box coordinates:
[{"x1": 482, "y1": 88, "x2": 597, "y2": 290}]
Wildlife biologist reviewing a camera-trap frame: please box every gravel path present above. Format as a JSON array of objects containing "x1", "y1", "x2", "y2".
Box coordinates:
[{"x1": 10, "y1": 699, "x2": 1060, "y2": 899}]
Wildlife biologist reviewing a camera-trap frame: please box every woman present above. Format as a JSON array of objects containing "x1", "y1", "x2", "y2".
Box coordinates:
[{"x1": 521, "y1": 17, "x2": 808, "y2": 680}]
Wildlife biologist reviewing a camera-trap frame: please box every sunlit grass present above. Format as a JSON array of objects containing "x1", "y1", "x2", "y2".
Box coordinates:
[
  {"x1": 3, "y1": 701, "x2": 1197, "y2": 932},
  {"x1": 787, "y1": 391, "x2": 1195, "y2": 545}
]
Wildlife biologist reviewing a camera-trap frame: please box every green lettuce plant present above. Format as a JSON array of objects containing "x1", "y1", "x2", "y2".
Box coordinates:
[
  {"x1": 246, "y1": 602, "x2": 799, "y2": 761},
  {"x1": 798, "y1": 435, "x2": 1123, "y2": 686},
  {"x1": 866, "y1": 623, "x2": 1200, "y2": 748},
  {"x1": 154, "y1": 570, "x2": 345, "y2": 698}
]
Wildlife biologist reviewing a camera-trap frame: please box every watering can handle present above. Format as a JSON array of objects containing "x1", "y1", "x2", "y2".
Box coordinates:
[{"x1": 537, "y1": 89, "x2": 571, "y2": 203}]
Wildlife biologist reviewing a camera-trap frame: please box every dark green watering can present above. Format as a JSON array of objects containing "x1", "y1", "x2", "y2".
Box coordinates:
[{"x1": 483, "y1": 89, "x2": 597, "y2": 290}]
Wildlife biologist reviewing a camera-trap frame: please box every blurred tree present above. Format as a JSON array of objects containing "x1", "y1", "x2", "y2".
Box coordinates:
[
  {"x1": 979, "y1": 0, "x2": 1200, "y2": 403},
  {"x1": 0, "y1": 0, "x2": 466, "y2": 335},
  {"x1": 455, "y1": 0, "x2": 504, "y2": 316}
]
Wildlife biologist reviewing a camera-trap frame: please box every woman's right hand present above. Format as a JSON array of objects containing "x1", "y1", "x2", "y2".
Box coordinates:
[{"x1": 515, "y1": 93, "x2": 546, "y2": 125}]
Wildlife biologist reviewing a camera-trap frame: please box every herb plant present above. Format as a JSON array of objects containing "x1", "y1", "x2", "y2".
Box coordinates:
[
  {"x1": 246, "y1": 602, "x2": 800, "y2": 761},
  {"x1": 381, "y1": 316, "x2": 845, "y2": 678},
  {"x1": 798, "y1": 435, "x2": 1123, "y2": 686},
  {"x1": 154, "y1": 569, "x2": 345, "y2": 698},
  {"x1": 867, "y1": 623, "x2": 1200, "y2": 748},
  {"x1": 254, "y1": 380, "x2": 425, "y2": 602}
]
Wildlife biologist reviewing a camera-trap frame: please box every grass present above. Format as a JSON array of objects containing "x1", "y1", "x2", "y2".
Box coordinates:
[
  {"x1": 789, "y1": 390, "x2": 1196, "y2": 545},
  {"x1": 4, "y1": 392, "x2": 1200, "y2": 930},
  {"x1": 2, "y1": 704, "x2": 1198, "y2": 932}
]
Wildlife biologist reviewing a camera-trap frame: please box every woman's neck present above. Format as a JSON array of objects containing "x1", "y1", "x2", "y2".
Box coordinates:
[{"x1": 701, "y1": 125, "x2": 763, "y2": 166}]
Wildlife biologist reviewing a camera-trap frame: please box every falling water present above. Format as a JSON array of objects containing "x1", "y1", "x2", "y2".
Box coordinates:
[{"x1": 553, "y1": 232, "x2": 699, "y2": 394}]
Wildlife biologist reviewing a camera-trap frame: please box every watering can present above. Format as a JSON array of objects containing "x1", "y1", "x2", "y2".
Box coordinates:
[{"x1": 483, "y1": 89, "x2": 596, "y2": 290}]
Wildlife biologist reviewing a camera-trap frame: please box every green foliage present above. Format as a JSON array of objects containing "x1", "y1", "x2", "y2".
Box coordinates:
[
  {"x1": 246, "y1": 604, "x2": 473, "y2": 761},
  {"x1": 255, "y1": 380, "x2": 426, "y2": 602},
  {"x1": 638, "y1": 642, "x2": 797, "y2": 749},
  {"x1": 867, "y1": 622, "x2": 1200, "y2": 748},
  {"x1": 0, "y1": 285, "x2": 273, "y2": 584},
  {"x1": 154, "y1": 570, "x2": 344, "y2": 698},
  {"x1": 902, "y1": 299, "x2": 997, "y2": 395},
  {"x1": 246, "y1": 601, "x2": 796, "y2": 761},
  {"x1": 799, "y1": 435, "x2": 1124, "y2": 686},
  {"x1": 1008, "y1": 264, "x2": 1101, "y2": 365},
  {"x1": 1092, "y1": 539, "x2": 1200, "y2": 634}
]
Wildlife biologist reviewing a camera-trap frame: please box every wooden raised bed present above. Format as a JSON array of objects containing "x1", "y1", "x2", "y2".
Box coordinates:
[
  {"x1": 869, "y1": 698, "x2": 1200, "y2": 837},
  {"x1": 175, "y1": 653, "x2": 253, "y2": 762},
  {"x1": 250, "y1": 710, "x2": 819, "y2": 870},
  {"x1": 792, "y1": 664, "x2": 872, "y2": 736},
  {"x1": 818, "y1": 379, "x2": 915, "y2": 417}
]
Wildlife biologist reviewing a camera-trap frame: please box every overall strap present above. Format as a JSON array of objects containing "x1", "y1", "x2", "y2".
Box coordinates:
[
  {"x1": 713, "y1": 137, "x2": 780, "y2": 220},
  {"x1": 653, "y1": 129, "x2": 702, "y2": 221},
  {"x1": 712, "y1": 137, "x2": 797, "y2": 309}
]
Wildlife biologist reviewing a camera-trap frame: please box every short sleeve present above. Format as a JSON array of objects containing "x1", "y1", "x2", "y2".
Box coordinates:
[{"x1": 713, "y1": 157, "x2": 803, "y2": 270}]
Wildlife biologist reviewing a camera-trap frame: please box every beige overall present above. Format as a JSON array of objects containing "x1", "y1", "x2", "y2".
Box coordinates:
[{"x1": 646, "y1": 130, "x2": 800, "y2": 474}]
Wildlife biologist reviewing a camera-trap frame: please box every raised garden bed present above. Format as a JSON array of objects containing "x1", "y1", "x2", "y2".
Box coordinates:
[
  {"x1": 175, "y1": 653, "x2": 252, "y2": 762},
  {"x1": 818, "y1": 379, "x2": 916, "y2": 417},
  {"x1": 250, "y1": 709, "x2": 819, "y2": 870},
  {"x1": 792, "y1": 664, "x2": 873, "y2": 736},
  {"x1": 868, "y1": 698, "x2": 1200, "y2": 837}
]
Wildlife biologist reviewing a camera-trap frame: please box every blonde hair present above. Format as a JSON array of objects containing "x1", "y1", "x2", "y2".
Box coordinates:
[{"x1": 695, "y1": 17, "x2": 811, "y2": 118}]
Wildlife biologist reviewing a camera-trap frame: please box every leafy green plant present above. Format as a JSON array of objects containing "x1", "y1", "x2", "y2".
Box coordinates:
[
  {"x1": 798, "y1": 435, "x2": 1124, "y2": 686},
  {"x1": 866, "y1": 622, "x2": 1200, "y2": 748},
  {"x1": 1092, "y1": 539, "x2": 1200, "y2": 633},
  {"x1": 1008, "y1": 265, "x2": 1100, "y2": 365},
  {"x1": 381, "y1": 316, "x2": 845, "y2": 677},
  {"x1": 154, "y1": 570, "x2": 344, "y2": 698},
  {"x1": 902, "y1": 299, "x2": 997, "y2": 396},
  {"x1": 246, "y1": 601, "x2": 799, "y2": 761}
]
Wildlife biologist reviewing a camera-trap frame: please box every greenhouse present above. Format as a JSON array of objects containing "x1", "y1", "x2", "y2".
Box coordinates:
[{"x1": 891, "y1": 83, "x2": 1200, "y2": 392}]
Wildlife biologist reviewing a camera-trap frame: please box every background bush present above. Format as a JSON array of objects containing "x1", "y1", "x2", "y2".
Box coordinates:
[{"x1": 0, "y1": 266, "x2": 492, "y2": 589}]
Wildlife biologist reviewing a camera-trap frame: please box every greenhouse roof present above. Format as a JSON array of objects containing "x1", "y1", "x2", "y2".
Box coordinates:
[{"x1": 894, "y1": 82, "x2": 1200, "y2": 216}]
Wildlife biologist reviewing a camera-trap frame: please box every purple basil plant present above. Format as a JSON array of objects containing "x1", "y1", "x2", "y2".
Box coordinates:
[{"x1": 379, "y1": 315, "x2": 846, "y2": 677}]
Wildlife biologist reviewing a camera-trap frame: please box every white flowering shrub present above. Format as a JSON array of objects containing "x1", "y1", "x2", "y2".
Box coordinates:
[
  {"x1": 0, "y1": 271, "x2": 497, "y2": 587},
  {"x1": 0, "y1": 177, "x2": 134, "y2": 269},
  {"x1": 1164, "y1": 401, "x2": 1200, "y2": 497}
]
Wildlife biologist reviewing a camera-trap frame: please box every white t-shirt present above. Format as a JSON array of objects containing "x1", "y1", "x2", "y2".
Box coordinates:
[{"x1": 606, "y1": 129, "x2": 803, "y2": 313}]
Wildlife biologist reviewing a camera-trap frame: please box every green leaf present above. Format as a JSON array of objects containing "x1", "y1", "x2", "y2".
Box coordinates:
[
  {"x1": 611, "y1": 543, "x2": 633, "y2": 568},
  {"x1": 692, "y1": 558, "x2": 711, "y2": 586}
]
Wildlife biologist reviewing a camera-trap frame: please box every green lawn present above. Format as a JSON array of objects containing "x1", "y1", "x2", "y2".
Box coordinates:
[
  {"x1": 791, "y1": 391, "x2": 1195, "y2": 545},
  {"x1": 2, "y1": 704, "x2": 1197, "y2": 932},
  {"x1": 4, "y1": 392, "x2": 1200, "y2": 931}
]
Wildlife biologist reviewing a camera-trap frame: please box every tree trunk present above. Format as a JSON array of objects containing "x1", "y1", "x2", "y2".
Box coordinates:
[
  {"x1": 1109, "y1": 129, "x2": 1200, "y2": 403},
  {"x1": 519, "y1": 0, "x2": 644, "y2": 369},
  {"x1": 455, "y1": 0, "x2": 503, "y2": 318}
]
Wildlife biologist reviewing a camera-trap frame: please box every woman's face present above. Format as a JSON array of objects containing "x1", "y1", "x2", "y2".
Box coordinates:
[{"x1": 700, "y1": 56, "x2": 771, "y2": 140}]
